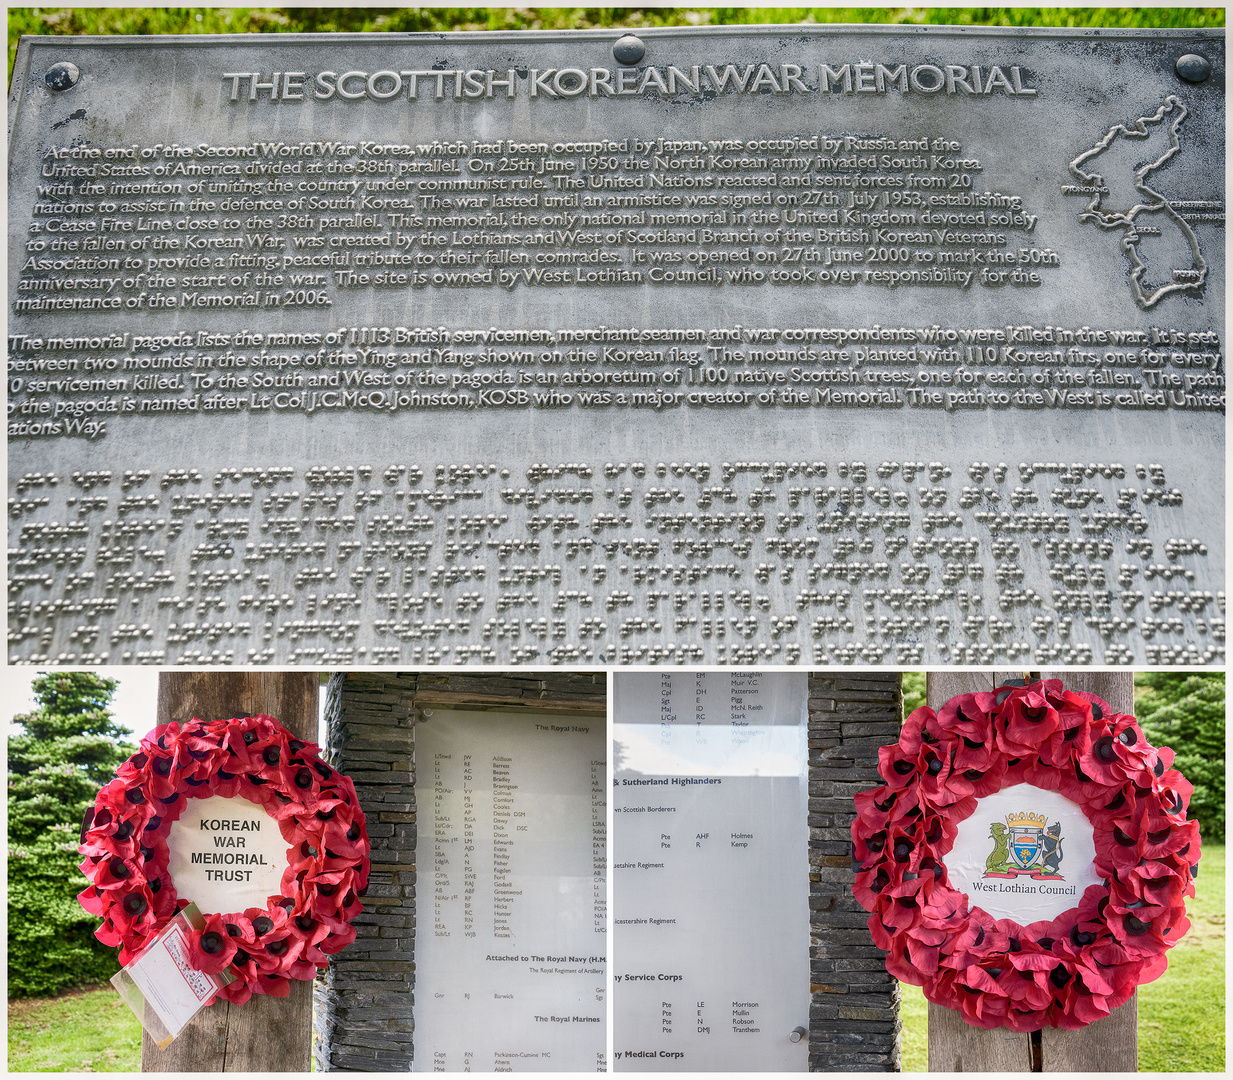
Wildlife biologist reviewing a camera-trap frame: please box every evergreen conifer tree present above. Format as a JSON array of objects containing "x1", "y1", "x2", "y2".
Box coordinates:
[
  {"x1": 1136, "y1": 672, "x2": 1225, "y2": 843},
  {"x1": 9, "y1": 673, "x2": 133, "y2": 996}
]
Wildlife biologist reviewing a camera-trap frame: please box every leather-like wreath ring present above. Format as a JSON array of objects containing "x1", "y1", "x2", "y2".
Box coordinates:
[
  {"x1": 78, "y1": 714, "x2": 370, "y2": 1004},
  {"x1": 850, "y1": 679, "x2": 1199, "y2": 1031}
]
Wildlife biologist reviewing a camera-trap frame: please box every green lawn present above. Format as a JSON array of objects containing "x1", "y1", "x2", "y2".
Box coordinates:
[
  {"x1": 1139, "y1": 843, "x2": 1225, "y2": 1071},
  {"x1": 7, "y1": 6, "x2": 1225, "y2": 72},
  {"x1": 8, "y1": 985, "x2": 142, "y2": 1072},
  {"x1": 899, "y1": 845, "x2": 1226, "y2": 1071}
]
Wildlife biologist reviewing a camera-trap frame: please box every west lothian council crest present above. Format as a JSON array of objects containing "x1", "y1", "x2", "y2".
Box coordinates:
[{"x1": 984, "y1": 811, "x2": 1064, "y2": 880}]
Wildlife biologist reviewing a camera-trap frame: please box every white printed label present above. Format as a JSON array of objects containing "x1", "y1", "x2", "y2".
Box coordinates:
[
  {"x1": 125, "y1": 923, "x2": 217, "y2": 1037},
  {"x1": 166, "y1": 794, "x2": 288, "y2": 913}
]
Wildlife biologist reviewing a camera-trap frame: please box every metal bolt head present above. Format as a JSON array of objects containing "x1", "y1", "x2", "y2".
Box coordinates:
[
  {"x1": 1176, "y1": 53, "x2": 1211, "y2": 83},
  {"x1": 613, "y1": 34, "x2": 646, "y2": 66},
  {"x1": 45, "y1": 61, "x2": 80, "y2": 91}
]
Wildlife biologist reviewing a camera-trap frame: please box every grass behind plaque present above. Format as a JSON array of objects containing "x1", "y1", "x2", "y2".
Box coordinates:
[
  {"x1": 8, "y1": 984, "x2": 142, "y2": 1072},
  {"x1": 8, "y1": 6, "x2": 1226, "y2": 73}
]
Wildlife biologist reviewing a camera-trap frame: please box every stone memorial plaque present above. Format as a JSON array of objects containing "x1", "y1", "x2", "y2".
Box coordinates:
[
  {"x1": 612, "y1": 672, "x2": 809, "y2": 1071},
  {"x1": 165, "y1": 793, "x2": 288, "y2": 912},
  {"x1": 412, "y1": 710, "x2": 606, "y2": 1072},
  {"x1": 8, "y1": 27, "x2": 1224, "y2": 666}
]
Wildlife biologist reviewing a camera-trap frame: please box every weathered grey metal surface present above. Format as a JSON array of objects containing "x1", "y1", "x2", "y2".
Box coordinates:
[{"x1": 8, "y1": 27, "x2": 1225, "y2": 666}]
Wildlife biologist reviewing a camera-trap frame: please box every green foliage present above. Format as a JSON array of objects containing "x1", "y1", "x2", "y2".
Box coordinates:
[
  {"x1": 709, "y1": 8, "x2": 1225, "y2": 28},
  {"x1": 8, "y1": 673, "x2": 132, "y2": 998},
  {"x1": 9, "y1": 673, "x2": 130, "y2": 845},
  {"x1": 901, "y1": 671, "x2": 926, "y2": 721},
  {"x1": 1136, "y1": 672, "x2": 1225, "y2": 843},
  {"x1": 9, "y1": 983, "x2": 143, "y2": 1072},
  {"x1": 9, "y1": 830, "x2": 125, "y2": 998},
  {"x1": 9, "y1": 7, "x2": 1225, "y2": 70}
]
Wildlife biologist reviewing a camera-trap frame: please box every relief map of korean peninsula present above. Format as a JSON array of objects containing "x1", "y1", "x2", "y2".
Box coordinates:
[{"x1": 1066, "y1": 95, "x2": 1210, "y2": 309}]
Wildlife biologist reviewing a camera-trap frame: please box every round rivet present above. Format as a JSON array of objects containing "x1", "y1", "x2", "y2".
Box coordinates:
[
  {"x1": 46, "y1": 61, "x2": 79, "y2": 92},
  {"x1": 613, "y1": 34, "x2": 646, "y2": 66},
  {"x1": 1176, "y1": 54, "x2": 1211, "y2": 83}
]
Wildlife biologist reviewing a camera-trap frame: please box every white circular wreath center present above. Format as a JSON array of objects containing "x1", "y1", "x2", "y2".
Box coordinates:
[
  {"x1": 166, "y1": 795, "x2": 288, "y2": 914},
  {"x1": 943, "y1": 783, "x2": 1103, "y2": 923}
]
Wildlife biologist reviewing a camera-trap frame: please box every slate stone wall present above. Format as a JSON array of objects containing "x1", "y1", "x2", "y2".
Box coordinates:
[
  {"x1": 808, "y1": 673, "x2": 903, "y2": 1072},
  {"x1": 314, "y1": 671, "x2": 606, "y2": 1072}
]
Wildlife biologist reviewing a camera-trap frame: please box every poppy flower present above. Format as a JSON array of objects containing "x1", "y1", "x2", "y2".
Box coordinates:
[
  {"x1": 995, "y1": 684, "x2": 1062, "y2": 757},
  {"x1": 851, "y1": 681, "x2": 1200, "y2": 1032},
  {"x1": 78, "y1": 713, "x2": 370, "y2": 1003}
]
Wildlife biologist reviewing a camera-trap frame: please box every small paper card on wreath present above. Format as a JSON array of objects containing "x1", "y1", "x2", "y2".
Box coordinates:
[{"x1": 110, "y1": 903, "x2": 232, "y2": 1047}]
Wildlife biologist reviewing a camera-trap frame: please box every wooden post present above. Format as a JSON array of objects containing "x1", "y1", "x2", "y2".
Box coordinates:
[
  {"x1": 925, "y1": 670, "x2": 1137, "y2": 1073},
  {"x1": 141, "y1": 672, "x2": 318, "y2": 1073},
  {"x1": 927, "y1": 671, "x2": 1030, "y2": 1073},
  {"x1": 1036, "y1": 670, "x2": 1136, "y2": 1073}
]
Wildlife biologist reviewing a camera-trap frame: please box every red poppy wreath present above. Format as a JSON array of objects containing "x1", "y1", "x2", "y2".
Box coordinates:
[
  {"x1": 850, "y1": 679, "x2": 1199, "y2": 1031},
  {"x1": 78, "y1": 714, "x2": 370, "y2": 1004}
]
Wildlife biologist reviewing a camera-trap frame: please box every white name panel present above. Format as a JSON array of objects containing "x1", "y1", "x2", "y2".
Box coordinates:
[
  {"x1": 412, "y1": 709, "x2": 606, "y2": 1072},
  {"x1": 165, "y1": 795, "x2": 288, "y2": 913},
  {"x1": 613, "y1": 672, "x2": 810, "y2": 1072}
]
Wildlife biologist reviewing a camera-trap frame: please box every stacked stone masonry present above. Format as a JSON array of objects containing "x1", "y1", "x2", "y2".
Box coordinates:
[
  {"x1": 314, "y1": 670, "x2": 606, "y2": 1072},
  {"x1": 808, "y1": 673, "x2": 903, "y2": 1072}
]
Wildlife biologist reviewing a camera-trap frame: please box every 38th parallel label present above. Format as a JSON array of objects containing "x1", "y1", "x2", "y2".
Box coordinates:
[{"x1": 166, "y1": 795, "x2": 287, "y2": 913}]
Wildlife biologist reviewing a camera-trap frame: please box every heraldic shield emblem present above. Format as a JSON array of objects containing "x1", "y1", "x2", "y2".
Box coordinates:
[
  {"x1": 984, "y1": 811, "x2": 1064, "y2": 880},
  {"x1": 1011, "y1": 818, "x2": 1043, "y2": 868}
]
